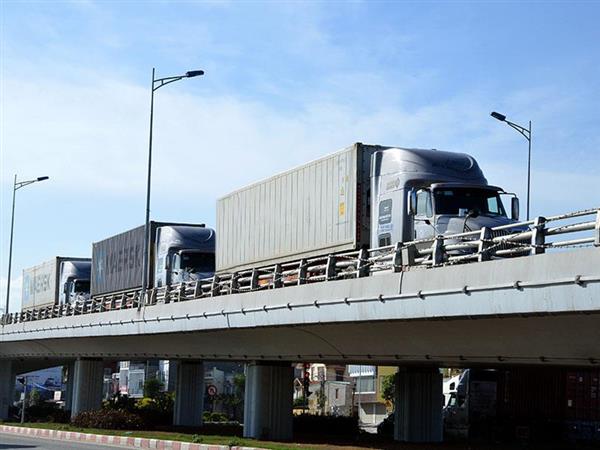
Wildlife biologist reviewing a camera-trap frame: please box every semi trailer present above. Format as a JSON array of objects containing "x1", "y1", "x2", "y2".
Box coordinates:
[
  {"x1": 21, "y1": 257, "x2": 91, "y2": 311},
  {"x1": 90, "y1": 221, "x2": 215, "y2": 297},
  {"x1": 217, "y1": 142, "x2": 519, "y2": 273},
  {"x1": 443, "y1": 368, "x2": 600, "y2": 442}
]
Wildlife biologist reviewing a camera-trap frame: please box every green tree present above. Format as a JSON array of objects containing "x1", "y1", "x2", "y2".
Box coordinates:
[
  {"x1": 28, "y1": 387, "x2": 41, "y2": 407},
  {"x1": 216, "y1": 373, "x2": 245, "y2": 421},
  {"x1": 381, "y1": 374, "x2": 396, "y2": 406},
  {"x1": 143, "y1": 378, "x2": 163, "y2": 400},
  {"x1": 316, "y1": 386, "x2": 327, "y2": 414}
]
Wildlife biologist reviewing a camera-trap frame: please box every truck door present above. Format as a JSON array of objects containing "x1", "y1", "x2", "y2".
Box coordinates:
[{"x1": 414, "y1": 189, "x2": 434, "y2": 240}]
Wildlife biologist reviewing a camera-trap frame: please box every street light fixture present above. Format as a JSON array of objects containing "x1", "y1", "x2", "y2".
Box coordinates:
[
  {"x1": 4, "y1": 175, "x2": 49, "y2": 322},
  {"x1": 490, "y1": 111, "x2": 532, "y2": 220},
  {"x1": 141, "y1": 68, "x2": 204, "y2": 305}
]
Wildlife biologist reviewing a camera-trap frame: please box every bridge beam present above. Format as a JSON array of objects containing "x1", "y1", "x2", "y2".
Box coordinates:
[
  {"x1": 243, "y1": 362, "x2": 293, "y2": 441},
  {"x1": 172, "y1": 360, "x2": 204, "y2": 427},
  {"x1": 0, "y1": 360, "x2": 14, "y2": 419},
  {"x1": 71, "y1": 358, "x2": 104, "y2": 418},
  {"x1": 394, "y1": 367, "x2": 443, "y2": 443}
]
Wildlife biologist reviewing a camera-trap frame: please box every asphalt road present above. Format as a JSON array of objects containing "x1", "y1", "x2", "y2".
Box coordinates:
[{"x1": 0, "y1": 433, "x2": 123, "y2": 450}]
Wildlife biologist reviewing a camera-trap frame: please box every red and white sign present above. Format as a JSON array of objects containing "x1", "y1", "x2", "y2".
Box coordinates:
[{"x1": 207, "y1": 384, "x2": 217, "y2": 396}]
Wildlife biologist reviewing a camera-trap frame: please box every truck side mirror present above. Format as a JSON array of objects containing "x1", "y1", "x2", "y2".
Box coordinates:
[
  {"x1": 511, "y1": 197, "x2": 520, "y2": 221},
  {"x1": 408, "y1": 189, "x2": 417, "y2": 216}
]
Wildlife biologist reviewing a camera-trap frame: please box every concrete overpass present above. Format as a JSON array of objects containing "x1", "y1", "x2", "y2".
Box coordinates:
[{"x1": 1, "y1": 247, "x2": 599, "y2": 442}]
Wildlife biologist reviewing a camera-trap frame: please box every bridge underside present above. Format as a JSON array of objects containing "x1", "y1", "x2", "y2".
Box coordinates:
[
  {"x1": 2, "y1": 248, "x2": 599, "y2": 370},
  {"x1": 4, "y1": 312, "x2": 600, "y2": 371}
]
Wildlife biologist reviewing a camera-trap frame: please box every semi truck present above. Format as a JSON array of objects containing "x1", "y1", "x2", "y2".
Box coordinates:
[
  {"x1": 443, "y1": 368, "x2": 600, "y2": 442},
  {"x1": 21, "y1": 257, "x2": 91, "y2": 311},
  {"x1": 217, "y1": 143, "x2": 519, "y2": 273},
  {"x1": 90, "y1": 221, "x2": 215, "y2": 297}
]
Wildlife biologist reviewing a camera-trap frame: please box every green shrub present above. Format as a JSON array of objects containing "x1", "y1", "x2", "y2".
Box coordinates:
[
  {"x1": 293, "y1": 396, "x2": 308, "y2": 408},
  {"x1": 71, "y1": 409, "x2": 144, "y2": 430},
  {"x1": 293, "y1": 413, "x2": 359, "y2": 436},
  {"x1": 134, "y1": 394, "x2": 174, "y2": 428},
  {"x1": 143, "y1": 378, "x2": 164, "y2": 400},
  {"x1": 22, "y1": 402, "x2": 69, "y2": 423},
  {"x1": 202, "y1": 411, "x2": 229, "y2": 422},
  {"x1": 103, "y1": 393, "x2": 137, "y2": 412},
  {"x1": 198, "y1": 422, "x2": 242, "y2": 436},
  {"x1": 191, "y1": 434, "x2": 203, "y2": 443}
]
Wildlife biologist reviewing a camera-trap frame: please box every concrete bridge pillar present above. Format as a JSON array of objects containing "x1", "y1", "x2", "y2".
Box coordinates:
[
  {"x1": 71, "y1": 358, "x2": 104, "y2": 418},
  {"x1": 173, "y1": 360, "x2": 204, "y2": 427},
  {"x1": 64, "y1": 361, "x2": 75, "y2": 412},
  {"x1": 0, "y1": 360, "x2": 15, "y2": 420},
  {"x1": 243, "y1": 362, "x2": 293, "y2": 441},
  {"x1": 167, "y1": 359, "x2": 178, "y2": 393},
  {"x1": 394, "y1": 367, "x2": 443, "y2": 443}
]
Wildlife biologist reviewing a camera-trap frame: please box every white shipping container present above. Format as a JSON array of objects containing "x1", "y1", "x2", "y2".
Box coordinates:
[
  {"x1": 21, "y1": 259, "x2": 58, "y2": 310},
  {"x1": 217, "y1": 143, "x2": 376, "y2": 273}
]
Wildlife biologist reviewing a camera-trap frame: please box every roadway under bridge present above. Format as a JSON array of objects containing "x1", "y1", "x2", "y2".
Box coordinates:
[{"x1": 1, "y1": 247, "x2": 599, "y2": 442}]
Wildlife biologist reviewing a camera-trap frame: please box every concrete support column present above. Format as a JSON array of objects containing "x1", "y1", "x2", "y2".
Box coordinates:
[
  {"x1": 0, "y1": 360, "x2": 14, "y2": 420},
  {"x1": 243, "y1": 362, "x2": 293, "y2": 441},
  {"x1": 173, "y1": 360, "x2": 204, "y2": 427},
  {"x1": 167, "y1": 359, "x2": 178, "y2": 393},
  {"x1": 71, "y1": 358, "x2": 104, "y2": 418},
  {"x1": 64, "y1": 361, "x2": 75, "y2": 412},
  {"x1": 394, "y1": 367, "x2": 443, "y2": 443}
]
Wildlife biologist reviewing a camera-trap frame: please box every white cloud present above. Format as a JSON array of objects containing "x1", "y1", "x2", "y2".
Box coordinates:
[{"x1": 2, "y1": 74, "x2": 598, "y2": 213}]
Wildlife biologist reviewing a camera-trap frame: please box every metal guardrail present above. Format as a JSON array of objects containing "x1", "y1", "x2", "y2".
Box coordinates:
[{"x1": 3, "y1": 207, "x2": 599, "y2": 325}]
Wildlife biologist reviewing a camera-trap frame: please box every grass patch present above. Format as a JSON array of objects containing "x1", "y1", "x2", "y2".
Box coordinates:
[{"x1": 0, "y1": 422, "x2": 332, "y2": 450}]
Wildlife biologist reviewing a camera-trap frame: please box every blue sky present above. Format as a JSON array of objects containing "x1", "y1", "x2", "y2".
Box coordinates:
[{"x1": 1, "y1": 1, "x2": 599, "y2": 312}]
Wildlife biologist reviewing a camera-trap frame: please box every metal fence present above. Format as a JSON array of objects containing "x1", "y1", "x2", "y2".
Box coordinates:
[{"x1": 3, "y1": 207, "x2": 599, "y2": 325}]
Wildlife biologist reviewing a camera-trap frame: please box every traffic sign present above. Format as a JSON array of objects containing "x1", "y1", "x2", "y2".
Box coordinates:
[{"x1": 207, "y1": 384, "x2": 217, "y2": 396}]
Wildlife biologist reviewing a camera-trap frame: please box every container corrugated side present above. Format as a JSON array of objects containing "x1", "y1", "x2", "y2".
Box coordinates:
[
  {"x1": 217, "y1": 144, "x2": 362, "y2": 273},
  {"x1": 91, "y1": 225, "x2": 146, "y2": 296},
  {"x1": 21, "y1": 258, "x2": 59, "y2": 310}
]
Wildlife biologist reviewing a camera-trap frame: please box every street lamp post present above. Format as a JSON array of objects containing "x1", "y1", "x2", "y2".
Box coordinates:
[
  {"x1": 19, "y1": 375, "x2": 28, "y2": 424},
  {"x1": 490, "y1": 111, "x2": 532, "y2": 220},
  {"x1": 141, "y1": 68, "x2": 204, "y2": 306},
  {"x1": 4, "y1": 175, "x2": 49, "y2": 322}
]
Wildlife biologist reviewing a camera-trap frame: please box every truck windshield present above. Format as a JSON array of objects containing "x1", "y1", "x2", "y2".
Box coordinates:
[
  {"x1": 433, "y1": 188, "x2": 506, "y2": 217},
  {"x1": 180, "y1": 252, "x2": 215, "y2": 273},
  {"x1": 74, "y1": 280, "x2": 90, "y2": 293}
]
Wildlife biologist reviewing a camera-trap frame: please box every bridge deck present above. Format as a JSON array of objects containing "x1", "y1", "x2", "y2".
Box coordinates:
[{"x1": 1, "y1": 248, "x2": 599, "y2": 367}]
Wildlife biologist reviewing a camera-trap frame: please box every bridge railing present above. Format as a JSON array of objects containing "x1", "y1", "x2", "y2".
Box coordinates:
[{"x1": 2, "y1": 207, "x2": 599, "y2": 325}]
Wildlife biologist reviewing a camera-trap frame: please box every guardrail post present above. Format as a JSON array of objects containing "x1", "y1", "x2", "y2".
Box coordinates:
[
  {"x1": 357, "y1": 249, "x2": 370, "y2": 277},
  {"x1": 250, "y1": 269, "x2": 259, "y2": 290},
  {"x1": 478, "y1": 227, "x2": 492, "y2": 262},
  {"x1": 325, "y1": 255, "x2": 337, "y2": 281},
  {"x1": 401, "y1": 244, "x2": 416, "y2": 267},
  {"x1": 392, "y1": 242, "x2": 403, "y2": 272},
  {"x1": 211, "y1": 275, "x2": 221, "y2": 297},
  {"x1": 177, "y1": 284, "x2": 185, "y2": 302},
  {"x1": 298, "y1": 259, "x2": 307, "y2": 285},
  {"x1": 273, "y1": 264, "x2": 283, "y2": 288},
  {"x1": 432, "y1": 236, "x2": 445, "y2": 266},
  {"x1": 595, "y1": 209, "x2": 600, "y2": 247},
  {"x1": 230, "y1": 274, "x2": 239, "y2": 294},
  {"x1": 531, "y1": 216, "x2": 547, "y2": 255},
  {"x1": 193, "y1": 281, "x2": 202, "y2": 298}
]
